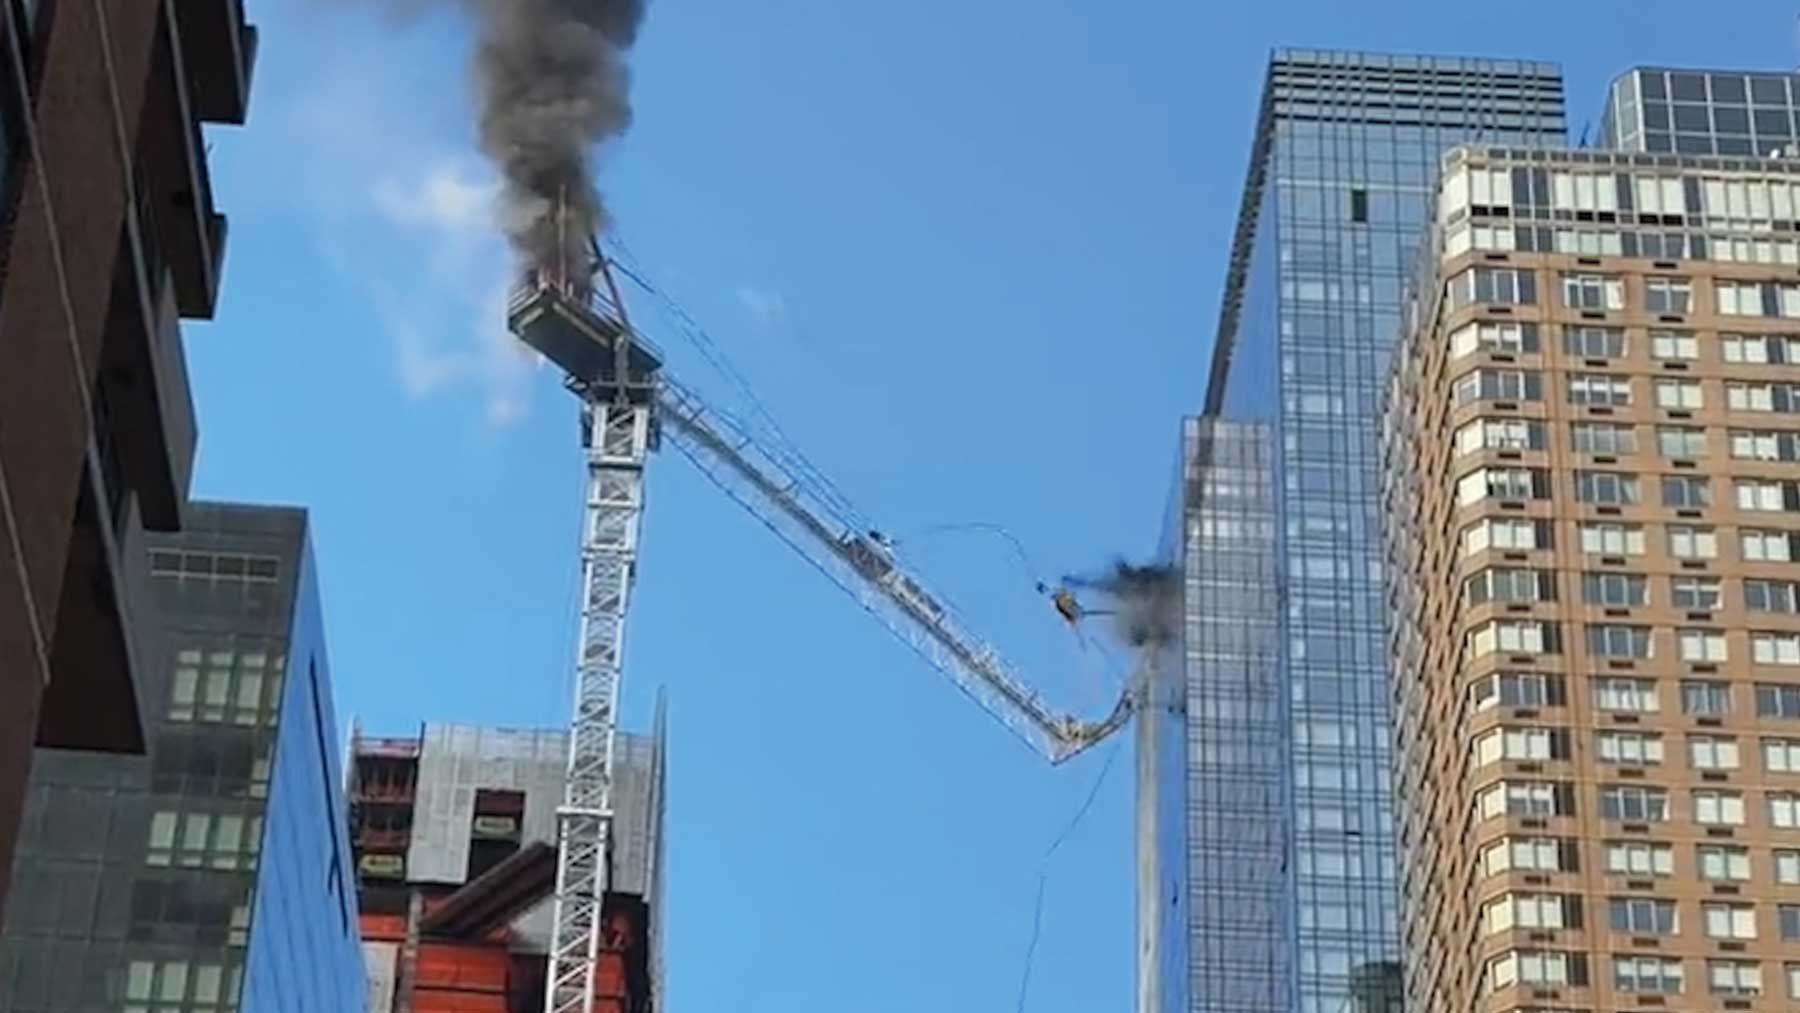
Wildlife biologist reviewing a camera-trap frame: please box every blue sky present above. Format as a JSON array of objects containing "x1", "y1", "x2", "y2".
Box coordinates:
[{"x1": 195, "y1": 2, "x2": 1796, "y2": 1009}]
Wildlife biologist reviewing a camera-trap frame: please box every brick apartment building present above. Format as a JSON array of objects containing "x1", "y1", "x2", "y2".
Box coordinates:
[
  {"x1": 0, "y1": 0, "x2": 254, "y2": 921},
  {"x1": 1387, "y1": 139, "x2": 1800, "y2": 1009}
]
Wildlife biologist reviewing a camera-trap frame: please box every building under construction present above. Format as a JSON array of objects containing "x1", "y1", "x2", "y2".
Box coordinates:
[{"x1": 350, "y1": 710, "x2": 666, "y2": 1013}]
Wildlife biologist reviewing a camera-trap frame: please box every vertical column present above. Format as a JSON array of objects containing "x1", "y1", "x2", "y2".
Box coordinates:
[{"x1": 546, "y1": 401, "x2": 650, "y2": 1013}]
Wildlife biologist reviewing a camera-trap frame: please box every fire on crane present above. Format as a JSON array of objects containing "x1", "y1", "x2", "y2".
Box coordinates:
[{"x1": 505, "y1": 243, "x2": 1137, "y2": 1013}]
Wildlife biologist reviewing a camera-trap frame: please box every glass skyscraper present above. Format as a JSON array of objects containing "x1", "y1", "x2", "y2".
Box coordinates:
[
  {"x1": 1600, "y1": 67, "x2": 1800, "y2": 157},
  {"x1": 1178, "y1": 50, "x2": 1570, "y2": 1013},
  {"x1": 0, "y1": 503, "x2": 363, "y2": 1012}
]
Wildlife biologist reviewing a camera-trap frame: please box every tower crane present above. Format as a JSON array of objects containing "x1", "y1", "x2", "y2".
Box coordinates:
[{"x1": 506, "y1": 246, "x2": 1136, "y2": 1013}]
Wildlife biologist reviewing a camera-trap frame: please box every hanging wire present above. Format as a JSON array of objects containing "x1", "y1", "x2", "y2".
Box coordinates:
[
  {"x1": 1014, "y1": 734, "x2": 1126, "y2": 1012},
  {"x1": 893, "y1": 521, "x2": 1047, "y2": 589}
]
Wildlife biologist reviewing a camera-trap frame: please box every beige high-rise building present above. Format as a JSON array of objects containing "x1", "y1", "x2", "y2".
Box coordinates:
[{"x1": 1385, "y1": 142, "x2": 1800, "y2": 1012}]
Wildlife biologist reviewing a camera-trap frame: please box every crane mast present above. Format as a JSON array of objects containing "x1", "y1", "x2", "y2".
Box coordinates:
[{"x1": 507, "y1": 247, "x2": 1133, "y2": 1013}]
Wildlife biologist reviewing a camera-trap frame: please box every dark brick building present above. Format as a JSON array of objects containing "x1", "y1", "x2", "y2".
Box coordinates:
[{"x1": 0, "y1": 0, "x2": 255, "y2": 922}]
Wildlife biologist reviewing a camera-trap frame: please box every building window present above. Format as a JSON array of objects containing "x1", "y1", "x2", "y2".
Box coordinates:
[
  {"x1": 1470, "y1": 671, "x2": 1562, "y2": 711},
  {"x1": 1572, "y1": 422, "x2": 1637, "y2": 455},
  {"x1": 1605, "y1": 841, "x2": 1673, "y2": 877},
  {"x1": 1772, "y1": 793, "x2": 1800, "y2": 829},
  {"x1": 1677, "y1": 629, "x2": 1727, "y2": 665},
  {"x1": 1650, "y1": 329, "x2": 1699, "y2": 362},
  {"x1": 1486, "y1": 950, "x2": 1579, "y2": 992},
  {"x1": 1655, "y1": 379, "x2": 1705, "y2": 409},
  {"x1": 1594, "y1": 677, "x2": 1659, "y2": 713},
  {"x1": 1579, "y1": 522, "x2": 1645, "y2": 555},
  {"x1": 166, "y1": 642, "x2": 278, "y2": 726},
  {"x1": 1576, "y1": 470, "x2": 1640, "y2": 505},
  {"x1": 1597, "y1": 730, "x2": 1663, "y2": 765},
  {"x1": 1668, "y1": 524, "x2": 1718, "y2": 559},
  {"x1": 1459, "y1": 467, "x2": 1547, "y2": 505},
  {"x1": 1456, "y1": 369, "x2": 1544, "y2": 404},
  {"x1": 1562, "y1": 273, "x2": 1625, "y2": 310},
  {"x1": 1485, "y1": 892, "x2": 1575, "y2": 933},
  {"x1": 1474, "y1": 726, "x2": 1567, "y2": 765},
  {"x1": 1736, "y1": 479, "x2": 1794, "y2": 512},
  {"x1": 1746, "y1": 579, "x2": 1800, "y2": 614},
  {"x1": 1600, "y1": 785, "x2": 1669, "y2": 822},
  {"x1": 1450, "y1": 321, "x2": 1539, "y2": 358},
  {"x1": 1763, "y1": 737, "x2": 1800, "y2": 775},
  {"x1": 1609, "y1": 897, "x2": 1677, "y2": 935},
  {"x1": 1662, "y1": 475, "x2": 1711, "y2": 508},
  {"x1": 1707, "y1": 960, "x2": 1763, "y2": 998},
  {"x1": 1464, "y1": 518, "x2": 1549, "y2": 554},
  {"x1": 1456, "y1": 418, "x2": 1545, "y2": 455},
  {"x1": 1671, "y1": 579, "x2": 1723, "y2": 611},
  {"x1": 1718, "y1": 278, "x2": 1800, "y2": 317},
  {"x1": 1760, "y1": 683, "x2": 1800, "y2": 717},
  {"x1": 1563, "y1": 325, "x2": 1627, "y2": 358},
  {"x1": 1477, "y1": 780, "x2": 1573, "y2": 819},
  {"x1": 1583, "y1": 572, "x2": 1647, "y2": 607},
  {"x1": 1568, "y1": 373, "x2": 1632, "y2": 406},
  {"x1": 1779, "y1": 850, "x2": 1800, "y2": 885},
  {"x1": 1468, "y1": 620, "x2": 1557, "y2": 657},
  {"x1": 1726, "y1": 382, "x2": 1800, "y2": 413},
  {"x1": 1689, "y1": 735, "x2": 1741, "y2": 771},
  {"x1": 124, "y1": 958, "x2": 233, "y2": 1009},
  {"x1": 1467, "y1": 568, "x2": 1555, "y2": 605},
  {"x1": 1743, "y1": 528, "x2": 1797, "y2": 561},
  {"x1": 1723, "y1": 333, "x2": 1800, "y2": 363},
  {"x1": 1698, "y1": 845, "x2": 1752, "y2": 882},
  {"x1": 1450, "y1": 266, "x2": 1539, "y2": 307},
  {"x1": 1682, "y1": 679, "x2": 1732, "y2": 716},
  {"x1": 1645, "y1": 277, "x2": 1693, "y2": 314},
  {"x1": 1704, "y1": 905, "x2": 1760, "y2": 941},
  {"x1": 1657, "y1": 426, "x2": 1707, "y2": 458},
  {"x1": 1729, "y1": 429, "x2": 1800, "y2": 461},
  {"x1": 1753, "y1": 633, "x2": 1800, "y2": 666},
  {"x1": 1614, "y1": 955, "x2": 1683, "y2": 994},
  {"x1": 1482, "y1": 836, "x2": 1570, "y2": 875},
  {"x1": 146, "y1": 810, "x2": 261, "y2": 871},
  {"x1": 1696, "y1": 790, "x2": 1748, "y2": 826},
  {"x1": 1588, "y1": 626, "x2": 1654, "y2": 661}
]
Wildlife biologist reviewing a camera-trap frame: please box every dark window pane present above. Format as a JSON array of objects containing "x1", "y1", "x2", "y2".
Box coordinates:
[
  {"x1": 1755, "y1": 107, "x2": 1793, "y2": 136},
  {"x1": 1714, "y1": 106, "x2": 1751, "y2": 134},
  {"x1": 1640, "y1": 71, "x2": 1667, "y2": 100},
  {"x1": 1643, "y1": 102, "x2": 1670, "y2": 130},
  {"x1": 1670, "y1": 73, "x2": 1708, "y2": 102},
  {"x1": 1676, "y1": 134, "x2": 1714, "y2": 154},
  {"x1": 1718, "y1": 137, "x2": 1753, "y2": 156},
  {"x1": 1713, "y1": 76, "x2": 1748, "y2": 103},
  {"x1": 1645, "y1": 132, "x2": 1672, "y2": 153},
  {"x1": 1751, "y1": 76, "x2": 1789, "y2": 104},
  {"x1": 1674, "y1": 104, "x2": 1711, "y2": 131}
]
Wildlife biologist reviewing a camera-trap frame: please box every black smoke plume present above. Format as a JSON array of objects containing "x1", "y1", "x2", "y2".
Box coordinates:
[
  {"x1": 1066, "y1": 561, "x2": 1180, "y2": 647},
  {"x1": 474, "y1": 0, "x2": 645, "y2": 276},
  {"x1": 354, "y1": 0, "x2": 647, "y2": 274}
]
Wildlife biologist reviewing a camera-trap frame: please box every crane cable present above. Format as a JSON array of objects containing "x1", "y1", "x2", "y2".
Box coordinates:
[
  {"x1": 602, "y1": 234, "x2": 868, "y2": 532},
  {"x1": 1014, "y1": 733, "x2": 1125, "y2": 1012}
]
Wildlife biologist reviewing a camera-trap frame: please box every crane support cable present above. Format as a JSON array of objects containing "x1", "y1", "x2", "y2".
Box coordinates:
[{"x1": 603, "y1": 236, "x2": 867, "y2": 529}]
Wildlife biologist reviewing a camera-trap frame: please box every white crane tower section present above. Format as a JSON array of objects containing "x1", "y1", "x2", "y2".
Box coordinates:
[{"x1": 506, "y1": 249, "x2": 1133, "y2": 1013}]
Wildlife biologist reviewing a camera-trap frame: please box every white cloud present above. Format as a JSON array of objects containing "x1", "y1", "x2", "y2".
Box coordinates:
[
  {"x1": 735, "y1": 284, "x2": 787, "y2": 326},
  {"x1": 277, "y1": 47, "x2": 534, "y2": 430},
  {"x1": 372, "y1": 163, "x2": 499, "y2": 236}
]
